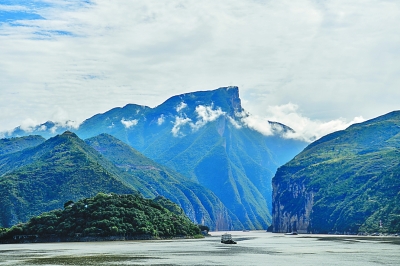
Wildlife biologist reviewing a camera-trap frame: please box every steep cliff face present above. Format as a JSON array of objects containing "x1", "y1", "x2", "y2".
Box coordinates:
[
  {"x1": 272, "y1": 111, "x2": 400, "y2": 234},
  {"x1": 272, "y1": 169, "x2": 314, "y2": 233}
]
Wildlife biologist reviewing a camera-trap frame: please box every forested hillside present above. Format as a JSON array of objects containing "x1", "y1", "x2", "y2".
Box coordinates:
[
  {"x1": 0, "y1": 132, "x2": 237, "y2": 230},
  {"x1": 0, "y1": 193, "x2": 201, "y2": 243},
  {"x1": 273, "y1": 111, "x2": 400, "y2": 234}
]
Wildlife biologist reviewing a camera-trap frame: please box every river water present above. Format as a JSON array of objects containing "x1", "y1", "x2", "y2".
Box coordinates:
[{"x1": 0, "y1": 231, "x2": 399, "y2": 265}]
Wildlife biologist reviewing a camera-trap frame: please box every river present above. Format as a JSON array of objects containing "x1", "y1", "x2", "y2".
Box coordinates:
[{"x1": 0, "y1": 231, "x2": 399, "y2": 265}]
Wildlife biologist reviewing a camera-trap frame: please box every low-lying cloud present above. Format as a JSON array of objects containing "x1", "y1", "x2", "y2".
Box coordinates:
[
  {"x1": 192, "y1": 105, "x2": 225, "y2": 131},
  {"x1": 176, "y1": 102, "x2": 187, "y2": 113},
  {"x1": 171, "y1": 116, "x2": 192, "y2": 137},
  {"x1": 121, "y1": 119, "x2": 138, "y2": 128},
  {"x1": 241, "y1": 103, "x2": 365, "y2": 142},
  {"x1": 171, "y1": 105, "x2": 226, "y2": 136},
  {"x1": 157, "y1": 114, "x2": 165, "y2": 125}
]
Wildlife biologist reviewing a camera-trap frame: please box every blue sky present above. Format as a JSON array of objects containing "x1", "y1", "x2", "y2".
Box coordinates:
[{"x1": 1, "y1": 0, "x2": 400, "y2": 141}]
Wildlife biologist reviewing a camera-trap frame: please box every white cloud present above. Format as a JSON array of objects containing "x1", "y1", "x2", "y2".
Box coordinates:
[
  {"x1": 176, "y1": 102, "x2": 187, "y2": 112},
  {"x1": 157, "y1": 114, "x2": 165, "y2": 125},
  {"x1": 171, "y1": 116, "x2": 192, "y2": 137},
  {"x1": 227, "y1": 116, "x2": 242, "y2": 129},
  {"x1": 171, "y1": 105, "x2": 225, "y2": 136},
  {"x1": 0, "y1": 0, "x2": 399, "y2": 134},
  {"x1": 241, "y1": 103, "x2": 365, "y2": 142},
  {"x1": 240, "y1": 113, "x2": 274, "y2": 136},
  {"x1": 20, "y1": 118, "x2": 40, "y2": 132},
  {"x1": 191, "y1": 105, "x2": 225, "y2": 130},
  {"x1": 121, "y1": 119, "x2": 138, "y2": 128}
]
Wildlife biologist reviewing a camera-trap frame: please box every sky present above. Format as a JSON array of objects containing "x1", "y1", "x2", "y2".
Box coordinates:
[{"x1": 1, "y1": 0, "x2": 399, "y2": 142}]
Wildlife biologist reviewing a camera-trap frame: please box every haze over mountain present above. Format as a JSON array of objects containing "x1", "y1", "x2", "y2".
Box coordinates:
[
  {"x1": 2, "y1": 87, "x2": 308, "y2": 230},
  {"x1": 272, "y1": 111, "x2": 400, "y2": 234},
  {"x1": 0, "y1": 132, "x2": 237, "y2": 230}
]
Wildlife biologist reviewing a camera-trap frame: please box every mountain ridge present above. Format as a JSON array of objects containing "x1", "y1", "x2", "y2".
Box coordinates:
[
  {"x1": 0, "y1": 131, "x2": 239, "y2": 230},
  {"x1": 1, "y1": 87, "x2": 308, "y2": 230},
  {"x1": 272, "y1": 110, "x2": 400, "y2": 234}
]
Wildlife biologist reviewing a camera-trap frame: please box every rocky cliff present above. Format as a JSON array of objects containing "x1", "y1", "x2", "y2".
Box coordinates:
[{"x1": 272, "y1": 111, "x2": 400, "y2": 234}]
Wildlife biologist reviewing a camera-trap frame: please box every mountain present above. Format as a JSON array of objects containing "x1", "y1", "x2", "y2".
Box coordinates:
[
  {"x1": 0, "y1": 131, "x2": 134, "y2": 228},
  {"x1": 0, "y1": 193, "x2": 201, "y2": 243},
  {"x1": 272, "y1": 111, "x2": 400, "y2": 234},
  {"x1": 3, "y1": 87, "x2": 308, "y2": 229},
  {"x1": 0, "y1": 135, "x2": 45, "y2": 156},
  {"x1": 0, "y1": 132, "x2": 238, "y2": 230},
  {"x1": 75, "y1": 87, "x2": 307, "y2": 229},
  {"x1": 85, "y1": 133, "x2": 241, "y2": 230},
  {"x1": 4, "y1": 121, "x2": 73, "y2": 139}
]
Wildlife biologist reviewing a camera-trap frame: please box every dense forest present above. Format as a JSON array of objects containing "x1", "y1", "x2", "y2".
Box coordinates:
[{"x1": 0, "y1": 193, "x2": 203, "y2": 242}]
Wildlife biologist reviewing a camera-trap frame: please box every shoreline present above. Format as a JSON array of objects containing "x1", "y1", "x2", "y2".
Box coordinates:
[{"x1": 0, "y1": 234, "x2": 203, "y2": 244}]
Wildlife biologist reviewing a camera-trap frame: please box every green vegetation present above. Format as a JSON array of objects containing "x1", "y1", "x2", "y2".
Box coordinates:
[
  {"x1": 0, "y1": 135, "x2": 45, "y2": 156},
  {"x1": 74, "y1": 87, "x2": 306, "y2": 230},
  {"x1": 85, "y1": 133, "x2": 242, "y2": 230},
  {"x1": 0, "y1": 193, "x2": 201, "y2": 241},
  {"x1": 3, "y1": 87, "x2": 308, "y2": 231},
  {"x1": 0, "y1": 131, "x2": 134, "y2": 228},
  {"x1": 273, "y1": 111, "x2": 400, "y2": 234},
  {"x1": 0, "y1": 131, "x2": 239, "y2": 231}
]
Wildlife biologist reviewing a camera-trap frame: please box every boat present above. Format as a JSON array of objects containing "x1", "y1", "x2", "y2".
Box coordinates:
[
  {"x1": 285, "y1": 232, "x2": 298, "y2": 235},
  {"x1": 221, "y1": 233, "x2": 237, "y2": 244}
]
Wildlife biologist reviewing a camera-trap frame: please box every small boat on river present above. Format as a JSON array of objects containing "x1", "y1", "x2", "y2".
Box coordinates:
[{"x1": 221, "y1": 233, "x2": 237, "y2": 244}]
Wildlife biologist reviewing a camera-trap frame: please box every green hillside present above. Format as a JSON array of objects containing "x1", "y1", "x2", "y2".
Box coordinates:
[
  {"x1": 0, "y1": 135, "x2": 45, "y2": 156},
  {"x1": 0, "y1": 193, "x2": 201, "y2": 242},
  {"x1": 78, "y1": 87, "x2": 305, "y2": 230},
  {"x1": 0, "y1": 132, "x2": 136, "y2": 227},
  {"x1": 272, "y1": 111, "x2": 400, "y2": 234},
  {"x1": 3, "y1": 87, "x2": 308, "y2": 230},
  {"x1": 85, "y1": 133, "x2": 242, "y2": 230},
  {"x1": 0, "y1": 132, "x2": 239, "y2": 230}
]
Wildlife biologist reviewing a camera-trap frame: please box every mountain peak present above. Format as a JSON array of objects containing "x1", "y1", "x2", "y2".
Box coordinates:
[
  {"x1": 61, "y1": 130, "x2": 75, "y2": 136},
  {"x1": 157, "y1": 86, "x2": 242, "y2": 118}
]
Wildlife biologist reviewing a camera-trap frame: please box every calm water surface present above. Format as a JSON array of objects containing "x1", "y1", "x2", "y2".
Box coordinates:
[{"x1": 0, "y1": 231, "x2": 399, "y2": 265}]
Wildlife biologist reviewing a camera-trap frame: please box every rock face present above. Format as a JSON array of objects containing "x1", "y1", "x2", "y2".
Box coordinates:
[
  {"x1": 272, "y1": 111, "x2": 400, "y2": 234},
  {"x1": 272, "y1": 177, "x2": 314, "y2": 233},
  {"x1": 3, "y1": 87, "x2": 308, "y2": 230}
]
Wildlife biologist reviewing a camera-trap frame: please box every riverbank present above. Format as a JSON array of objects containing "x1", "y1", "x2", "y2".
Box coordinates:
[{"x1": 0, "y1": 234, "x2": 203, "y2": 244}]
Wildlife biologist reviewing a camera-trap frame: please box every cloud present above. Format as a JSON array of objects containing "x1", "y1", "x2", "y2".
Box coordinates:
[
  {"x1": 176, "y1": 102, "x2": 187, "y2": 112},
  {"x1": 191, "y1": 105, "x2": 225, "y2": 130},
  {"x1": 171, "y1": 105, "x2": 225, "y2": 136},
  {"x1": 19, "y1": 118, "x2": 40, "y2": 132},
  {"x1": 157, "y1": 114, "x2": 165, "y2": 125},
  {"x1": 171, "y1": 116, "x2": 192, "y2": 137},
  {"x1": 0, "y1": 0, "x2": 399, "y2": 134},
  {"x1": 237, "y1": 110, "x2": 273, "y2": 136},
  {"x1": 121, "y1": 119, "x2": 138, "y2": 128},
  {"x1": 241, "y1": 103, "x2": 365, "y2": 142},
  {"x1": 227, "y1": 116, "x2": 242, "y2": 129}
]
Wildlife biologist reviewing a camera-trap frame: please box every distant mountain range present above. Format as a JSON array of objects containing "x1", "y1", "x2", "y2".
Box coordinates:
[
  {"x1": 0, "y1": 132, "x2": 237, "y2": 229},
  {"x1": 272, "y1": 111, "x2": 400, "y2": 234},
  {"x1": 1, "y1": 87, "x2": 308, "y2": 230}
]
